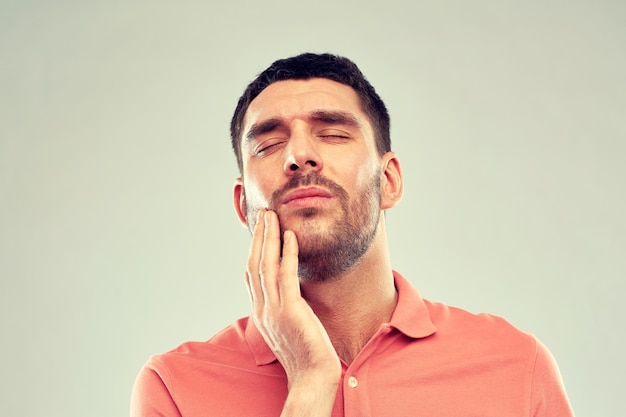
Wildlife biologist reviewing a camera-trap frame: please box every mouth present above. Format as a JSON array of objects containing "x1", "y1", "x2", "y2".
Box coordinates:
[{"x1": 281, "y1": 187, "x2": 334, "y2": 208}]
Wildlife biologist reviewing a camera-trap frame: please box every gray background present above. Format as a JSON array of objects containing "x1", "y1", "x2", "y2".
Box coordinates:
[{"x1": 1, "y1": 1, "x2": 624, "y2": 416}]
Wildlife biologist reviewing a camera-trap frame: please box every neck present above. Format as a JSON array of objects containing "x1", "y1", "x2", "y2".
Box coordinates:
[{"x1": 299, "y1": 225, "x2": 397, "y2": 364}]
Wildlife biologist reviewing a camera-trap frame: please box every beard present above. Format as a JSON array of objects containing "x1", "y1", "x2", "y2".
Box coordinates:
[{"x1": 244, "y1": 171, "x2": 381, "y2": 282}]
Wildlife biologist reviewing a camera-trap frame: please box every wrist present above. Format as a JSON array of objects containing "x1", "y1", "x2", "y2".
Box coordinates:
[{"x1": 281, "y1": 375, "x2": 339, "y2": 417}]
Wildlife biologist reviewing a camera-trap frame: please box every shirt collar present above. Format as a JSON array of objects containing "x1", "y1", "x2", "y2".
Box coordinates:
[
  {"x1": 245, "y1": 270, "x2": 438, "y2": 366},
  {"x1": 245, "y1": 316, "x2": 277, "y2": 366},
  {"x1": 389, "y1": 270, "x2": 438, "y2": 339}
]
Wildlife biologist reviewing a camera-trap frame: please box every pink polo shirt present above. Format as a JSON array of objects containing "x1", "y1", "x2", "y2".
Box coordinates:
[{"x1": 131, "y1": 272, "x2": 573, "y2": 416}]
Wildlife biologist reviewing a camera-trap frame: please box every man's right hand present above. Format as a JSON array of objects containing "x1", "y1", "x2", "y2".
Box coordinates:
[{"x1": 245, "y1": 210, "x2": 341, "y2": 417}]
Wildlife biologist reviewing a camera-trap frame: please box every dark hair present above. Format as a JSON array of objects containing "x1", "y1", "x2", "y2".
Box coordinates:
[{"x1": 230, "y1": 53, "x2": 391, "y2": 173}]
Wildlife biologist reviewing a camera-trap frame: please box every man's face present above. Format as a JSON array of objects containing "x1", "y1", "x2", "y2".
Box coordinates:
[{"x1": 234, "y1": 78, "x2": 385, "y2": 281}]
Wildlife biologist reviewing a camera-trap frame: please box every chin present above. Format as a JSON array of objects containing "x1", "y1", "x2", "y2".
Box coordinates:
[{"x1": 280, "y1": 212, "x2": 335, "y2": 237}]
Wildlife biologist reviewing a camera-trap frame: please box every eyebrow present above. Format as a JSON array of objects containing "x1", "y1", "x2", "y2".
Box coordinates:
[
  {"x1": 246, "y1": 118, "x2": 283, "y2": 141},
  {"x1": 245, "y1": 110, "x2": 363, "y2": 141},
  {"x1": 308, "y1": 110, "x2": 362, "y2": 129}
]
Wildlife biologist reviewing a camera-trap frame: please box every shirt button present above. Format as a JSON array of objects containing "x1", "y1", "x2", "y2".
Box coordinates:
[{"x1": 348, "y1": 376, "x2": 358, "y2": 388}]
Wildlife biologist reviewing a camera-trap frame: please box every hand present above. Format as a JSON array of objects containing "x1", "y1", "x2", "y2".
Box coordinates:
[{"x1": 245, "y1": 210, "x2": 341, "y2": 416}]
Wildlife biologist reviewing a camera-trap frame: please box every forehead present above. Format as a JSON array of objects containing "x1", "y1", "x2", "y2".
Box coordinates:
[{"x1": 243, "y1": 78, "x2": 367, "y2": 128}]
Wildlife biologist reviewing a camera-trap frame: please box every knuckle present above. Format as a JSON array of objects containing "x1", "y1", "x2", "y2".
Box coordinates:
[{"x1": 258, "y1": 260, "x2": 272, "y2": 277}]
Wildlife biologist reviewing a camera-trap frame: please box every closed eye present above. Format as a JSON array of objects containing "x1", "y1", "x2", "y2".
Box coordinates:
[
  {"x1": 320, "y1": 134, "x2": 349, "y2": 138},
  {"x1": 255, "y1": 140, "x2": 285, "y2": 156},
  {"x1": 318, "y1": 132, "x2": 351, "y2": 142}
]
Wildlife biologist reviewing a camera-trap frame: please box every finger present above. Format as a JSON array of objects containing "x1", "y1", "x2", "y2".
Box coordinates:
[
  {"x1": 246, "y1": 210, "x2": 266, "y2": 315},
  {"x1": 243, "y1": 271, "x2": 253, "y2": 304},
  {"x1": 259, "y1": 210, "x2": 281, "y2": 305},
  {"x1": 278, "y1": 229, "x2": 301, "y2": 304}
]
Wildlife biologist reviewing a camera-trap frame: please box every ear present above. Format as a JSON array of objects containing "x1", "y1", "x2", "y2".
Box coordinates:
[
  {"x1": 233, "y1": 178, "x2": 249, "y2": 228},
  {"x1": 380, "y1": 152, "x2": 403, "y2": 210}
]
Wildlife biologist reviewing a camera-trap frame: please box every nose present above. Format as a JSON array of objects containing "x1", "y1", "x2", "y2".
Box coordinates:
[{"x1": 282, "y1": 127, "x2": 323, "y2": 175}]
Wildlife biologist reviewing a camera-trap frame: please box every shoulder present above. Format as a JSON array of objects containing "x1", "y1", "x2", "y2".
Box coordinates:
[
  {"x1": 423, "y1": 299, "x2": 539, "y2": 356},
  {"x1": 392, "y1": 271, "x2": 538, "y2": 354},
  {"x1": 131, "y1": 317, "x2": 287, "y2": 416},
  {"x1": 146, "y1": 316, "x2": 255, "y2": 375}
]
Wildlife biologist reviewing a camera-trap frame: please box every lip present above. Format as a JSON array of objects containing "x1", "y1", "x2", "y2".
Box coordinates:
[{"x1": 282, "y1": 187, "x2": 333, "y2": 207}]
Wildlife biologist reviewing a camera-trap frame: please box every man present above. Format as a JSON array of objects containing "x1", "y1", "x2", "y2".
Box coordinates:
[{"x1": 131, "y1": 53, "x2": 574, "y2": 416}]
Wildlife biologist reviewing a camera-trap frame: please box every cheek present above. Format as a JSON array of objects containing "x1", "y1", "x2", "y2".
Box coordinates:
[
  {"x1": 342, "y1": 153, "x2": 380, "y2": 190},
  {"x1": 242, "y1": 176, "x2": 274, "y2": 210},
  {"x1": 243, "y1": 185, "x2": 265, "y2": 209}
]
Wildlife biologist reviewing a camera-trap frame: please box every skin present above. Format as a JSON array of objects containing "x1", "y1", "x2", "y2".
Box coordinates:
[{"x1": 232, "y1": 78, "x2": 404, "y2": 417}]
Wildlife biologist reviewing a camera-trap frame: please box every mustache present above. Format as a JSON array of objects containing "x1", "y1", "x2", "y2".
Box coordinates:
[{"x1": 268, "y1": 172, "x2": 348, "y2": 210}]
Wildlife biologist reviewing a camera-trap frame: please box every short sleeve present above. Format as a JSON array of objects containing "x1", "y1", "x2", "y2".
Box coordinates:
[
  {"x1": 130, "y1": 358, "x2": 182, "y2": 417},
  {"x1": 530, "y1": 340, "x2": 575, "y2": 417}
]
